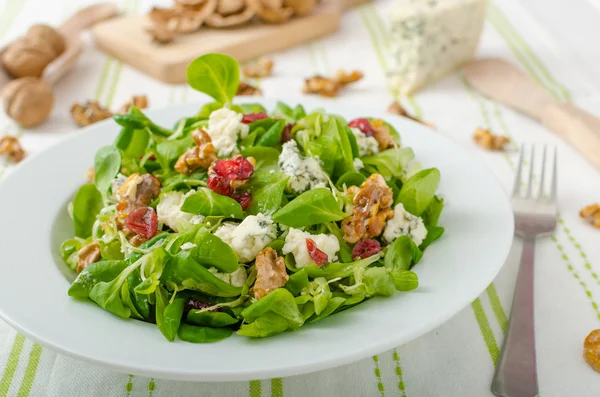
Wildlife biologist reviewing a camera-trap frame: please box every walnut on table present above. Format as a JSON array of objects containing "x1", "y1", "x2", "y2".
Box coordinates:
[
  {"x1": 70, "y1": 101, "x2": 113, "y2": 127},
  {"x1": 0, "y1": 136, "x2": 25, "y2": 164},
  {"x1": 387, "y1": 100, "x2": 436, "y2": 129},
  {"x1": 584, "y1": 329, "x2": 600, "y2": 372},
  {"x1": 119, "y1": 95, "x2": 149, "y2": 114},
  {"x1": 473, "y1": 127, "x2": 509, "y2": 151},
  {"x1": 243, "y1": 58, "x2": 274, "y2": 78},
  {"x1": 342, "y1": 174, "x2": 395, "y2": 243},
  {"x1": 580, "y1": 204, "x2": 600, "y2": 228},
  {"x1": 303, "y1": 69, "x2": 364, "y2": 98},
  {"x1": 253, "y1": 247, "x2": 289, "y2": 300},
  {"x1": 236, "y1": 81, "x2": 263, "y2": 96}
]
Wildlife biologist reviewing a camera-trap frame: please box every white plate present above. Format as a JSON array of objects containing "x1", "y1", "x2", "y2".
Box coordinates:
[{"x1": 0, "y1": 97, "x2": 514, "y2": 381}]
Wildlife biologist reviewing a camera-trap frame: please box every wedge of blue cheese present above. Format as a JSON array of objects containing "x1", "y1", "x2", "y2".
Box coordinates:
[{"x1": 387, "y1": 0, "x2": 486, "y2": 94}]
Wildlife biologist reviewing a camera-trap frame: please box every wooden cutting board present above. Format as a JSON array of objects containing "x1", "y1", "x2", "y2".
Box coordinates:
[{"x1": 92, "y1": 2, "x2": 341, "y2": 84}]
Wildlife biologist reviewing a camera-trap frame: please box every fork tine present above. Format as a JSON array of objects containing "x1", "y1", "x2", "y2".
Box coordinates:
[
  {"x1": 537, "y1": 145, "x2": 547, "y2": 200},
  {"x1": 512, "y1": 143, "x2": 525, "y2": 197},
  {"x1": 525, "y1": 145, "x2": 535, "y2": 197},
  {"x1": 547, "y1": 146, "x2": 557, "y2": 203}
]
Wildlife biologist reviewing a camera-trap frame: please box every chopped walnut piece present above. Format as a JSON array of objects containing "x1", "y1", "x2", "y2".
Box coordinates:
[
  {"x1": 334, "y1": 69, "x2": 363, "y2": 86},
  {"x1": 70, "y1": 101, "x2": 113, "y2": 127},
  {"x1": 77, "y1": 242, "x2": 101, "y2": 273},
  {"x1": 119, "y1": 95, "x2": 149, "y2": 114},
  {"x1": 303, "y1": 69, "x2": 363, "y2": 98},
  {"x1": 0, "y1": 136, "x2": 25, "y2": 163},
  {"x1": 580, "y1": 204, "x2": 600, "y2": 228},
  {"x1": 236, "y1": 81, "x2": 263, "y2": 96},
  {"x1": 370, "y1": 119, "x2": 398, "y2": 151},
  {"x1": 303, "y1": 75, "x2": 339, "y2": 97},
  {"x1": 243, "y1": 58, "x2": 274, "y2": 78},
  {"x1": 116, "y1": 173, "x2": 162, "y2": 218},
  {"x1": 86, "y1": 167, "x2": 95, "y2": 183},
  {"x1": 387, "y1": 100, "x2": 436, "y2": 129},
  {"x1": 253, "y1": 247, "x2": 289, "y2": 300},
  {"x1": 175, "y1": 129, "x2": 217, "y2": 174},
  {"x1": 147, "y1": 21, "x2": 176, "y2": 44},
  {"x1": 342, "y1": 174, "x2": 394, "y2": 243},
  {"x1": 473, "y1": 127, "x2": 509, "y2": 151},
  {"x1": 584, "y1": 329, "x2": 600, "y2": 372}
]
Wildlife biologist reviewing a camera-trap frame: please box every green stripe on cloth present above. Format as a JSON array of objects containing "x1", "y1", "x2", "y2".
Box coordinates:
[
  {"x1": 105, "y1": 61, "x2": 124, "y2": 108},
  {"x1": 271, "y1": 378, "x2": 283, "y2": 397},
  {"x1": 471, "y1": 299, "x2": 500, "y2": 365},
  {"x1": 487, "y1": 2, "x2": 571, "y2": 103},
  {"x1": 0, "y1": 334, "x2": 25, "y2": 396},
  {"x1": 147, "y1": 378, "x2": 155, "y2": 397},
  {"x1": 486, "y1": 285, "x2": 508, "y2": 333},
  {"x1": 126, "y1": 374, "x2": 134, "y2": 396},
  {"x1": 552, "y1": 237, "x2": 600, "y2": 320},
  {"x1": 16, "y1": 344, "x2": 42, "y2": 397},
  {"x1": 392, "y1": 349, "x2": 407, "y2": 397},
  {"x1": 249, "y1": 380, "x2": 262, "y2": 397},
  {"x1": 371, "y1": 356, "x2": 385, "y2": 397},
  {"x1": 95, "y1": 57, "x2": 114, "y2": 102},
  {"x1": 0, "y1": 0, "x2": 27, "y2": 39}
]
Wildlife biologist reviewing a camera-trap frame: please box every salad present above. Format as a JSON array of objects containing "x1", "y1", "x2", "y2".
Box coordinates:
[{"x1": 60, "y1": 54, "x2": 444, "y2": 343}]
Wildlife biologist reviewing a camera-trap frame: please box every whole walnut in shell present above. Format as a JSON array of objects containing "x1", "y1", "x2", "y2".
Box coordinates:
[
  {"x1": 1, "y1": 77, "x2": 54, "y2": 127},
  {"x1": 1, "y1": 36, "x2": 56, "y2": 78},
  {"x1": 26, "y1": 24, "x2": 66, "y2": 58}
]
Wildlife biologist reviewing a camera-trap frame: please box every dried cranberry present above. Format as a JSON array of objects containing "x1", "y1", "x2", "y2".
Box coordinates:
[
  {"x1": 212, "y1": 157, "x2": 254, "y2": 181},
  {"x1": 184, "y1": 298, "x2": 220, "y2": 314},
  {"x1": 306, "y1": 238, "x2": 328, "y2": 266},
  {"x1": 348, "y1": 118, "x2": 375, "y2": 137},
  {"x1": 242, "y1": 112, "x2": 268, "y2": 124},
  {"x1": 208, "y1": 173, "x2": 233, "y2": 196},
  {"x1": 124, "y1": 207, "x2": 158, "y2": 239},
  {"x1": 231, "y1": 192, "x2": 252, "y2": 210},
  {"x1": 281, "y1": 123, "x2": 295, "y2": 143},
  {"x1": 352, "y1": 239, "x2": 381, "y2": 260}
]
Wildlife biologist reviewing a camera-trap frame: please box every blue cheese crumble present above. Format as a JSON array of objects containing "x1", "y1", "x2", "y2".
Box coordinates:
[
  {"x1": 278, "y1": 140, "x2": 328, "y2": 194},
  {"x1": 351, "y1": 127, "x2": 379, "y2": 157},
  {"x1": 206, "y1": 108, "x2": 249, "y2": 157},
  {"x1": 383, "y1": 203, "x2": 428, "y2": 245},
  {"x1": 282, "y1": 228, "x2": 340, "y2": 268},
  {"x1": 156, "y1": 191, "x2": 204, "y2": 232},
  {"x1": 214, "y1": 213, "x2": 278, "y2": 263},
  {"x1": 208, "y1": 266, "x2": 247, "y2": 287}
]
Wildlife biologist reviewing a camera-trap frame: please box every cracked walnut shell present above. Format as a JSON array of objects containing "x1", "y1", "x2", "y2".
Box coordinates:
[
  {"x1": 0, "y1": 136, "x2": 25, "y2": 163},
  {"x1": 1, "y1": 77, "x2": 54, "y2": 128},
  {"x1": 342, "y1": 174, "x2": 394, "y2": 243},
  {"x1": 473, "y1": 127, "x2": 509, "y2": 151}
]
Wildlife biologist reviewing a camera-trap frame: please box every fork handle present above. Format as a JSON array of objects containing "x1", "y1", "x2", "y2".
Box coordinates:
[{"x1": 491, "y1": 238, "x2": 538, "y2": 397}]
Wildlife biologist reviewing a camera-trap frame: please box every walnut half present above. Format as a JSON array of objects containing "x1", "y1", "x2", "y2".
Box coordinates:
[
  {"x1": 253, "y1": 247, "x2": 289, "y2": 299},
  {"x1": 71, "y1": 101, "x2": 113, "y2": 127},
  {"x1": 0, "y1": 136, "x2": 25, "y2": 163},
  {"x1": 236, "y1": 81, "x2": 263, "y2": 96},
  {"x1": 303, "y1": 69, "x2": 363, "y2": 98},
  {"x1": 243, "y1": 58, "x2": 274, "y2": 78},
  {"x1": 342, "y1": 174, "x2": 394, "y2": 243},
  {"x1": 580, "y1": 204, "x2": 600, "y2": 228},
  {"x1": 473, "y1": 127, "x2": 509, "y2": 151},
  {"x1": 175, "y1": 129, "x2": 217, "y2": 174},
  {"x1": 77, "y1": 242, "x2": 101, "y2": 273}
]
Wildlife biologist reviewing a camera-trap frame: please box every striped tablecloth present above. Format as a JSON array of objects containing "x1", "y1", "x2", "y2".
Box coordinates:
[{"x1": 1, "y1": 0, "x2": 600, "y2": 395}]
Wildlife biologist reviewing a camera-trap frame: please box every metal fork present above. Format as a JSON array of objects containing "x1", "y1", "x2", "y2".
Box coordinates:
[{"x1": 491, "y1": 144, "x2": 558, "y2": 397}]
